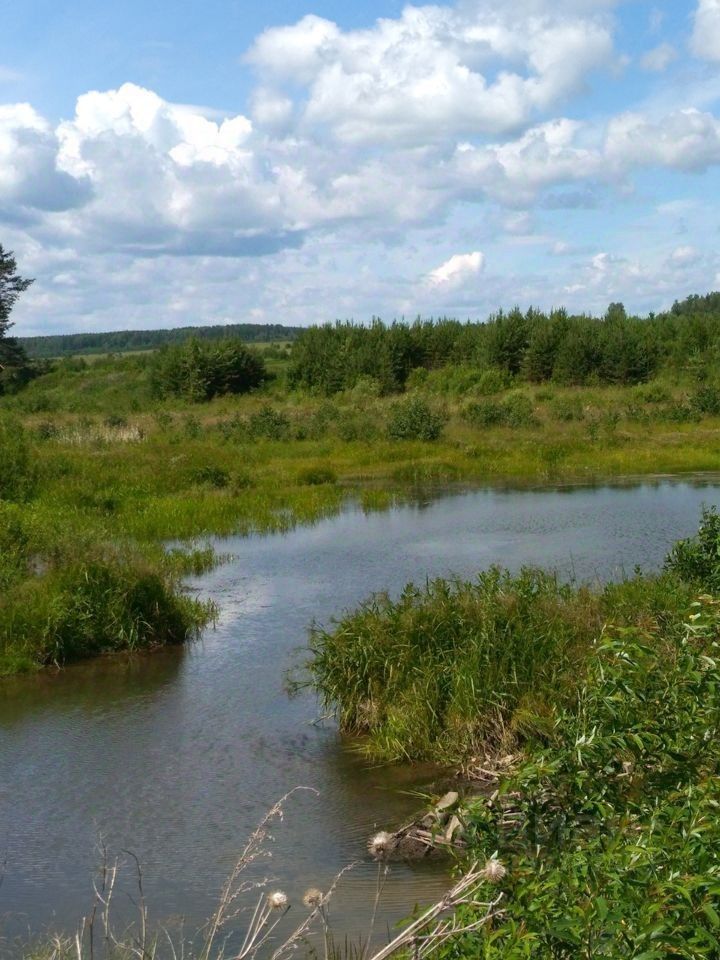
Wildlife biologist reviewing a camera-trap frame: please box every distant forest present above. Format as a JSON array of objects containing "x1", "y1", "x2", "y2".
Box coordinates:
[
  {"x1": 287, "y1": 292, "x2": 720, "y2": 393},
  {"x1": 19, "y1": 323, "x2": 304, "y2": 358}
]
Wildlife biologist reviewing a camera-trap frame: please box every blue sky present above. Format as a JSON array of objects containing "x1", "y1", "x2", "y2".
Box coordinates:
[{"x1": 2, "y1": 0, "x2": 720, "y2": 334}]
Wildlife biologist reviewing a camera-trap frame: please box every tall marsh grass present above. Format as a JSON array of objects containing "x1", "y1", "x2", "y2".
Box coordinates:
[
  {"x1": 0, "y1": 550, "x2": 213, "y2": 675},
  {"x1": 305, "y1": 568, "x2": 693, "y2": 762}
]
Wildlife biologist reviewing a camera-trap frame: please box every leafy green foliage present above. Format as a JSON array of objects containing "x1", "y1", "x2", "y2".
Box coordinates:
[
  {"x1": 387, "y1": 397, "x2": 445, "y2": 441},
  {"x1": 462, "y1": 393, "x2": 537, "y2": 429},
  {"x1": 248, "y1": 405, "x2": 291, "y2": 440},
  {"x1": 151, "y1": 337, "x2": 265, "y2": 402},
  {"x1": 444, "y1": 600, "x2": 720, "y2": 957},
  {"x1": 666, "y1": 506, "x2": 720, "y2": 591},
  {"x1": 285, "y1": 295, "x2": 698, "y2": 395}
]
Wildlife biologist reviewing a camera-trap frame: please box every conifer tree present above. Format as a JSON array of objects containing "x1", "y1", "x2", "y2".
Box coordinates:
[{"x1": 0, "y1": 244, "x2": 33, "y2": 367}]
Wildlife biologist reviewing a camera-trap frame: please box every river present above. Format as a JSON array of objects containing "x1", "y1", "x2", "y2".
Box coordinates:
[{"x1": 1, "y1": 476, "x2": 719, "y2": 951}]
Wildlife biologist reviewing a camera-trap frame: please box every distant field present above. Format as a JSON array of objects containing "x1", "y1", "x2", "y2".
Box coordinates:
[{"x1": 19, "y1": 323, "x2": 304, "y2": 359}]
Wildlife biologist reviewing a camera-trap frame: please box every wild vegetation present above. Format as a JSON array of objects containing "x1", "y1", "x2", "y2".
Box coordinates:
[
  {"x1": 287, "y1": 295, "x2": 720, "y2": 394},
  {"x1": 304, "y1": 566, "x2": 691, "y2": 762},
  {"x1": 6, "y1": 256, "x2": 720, "y2": 953}
]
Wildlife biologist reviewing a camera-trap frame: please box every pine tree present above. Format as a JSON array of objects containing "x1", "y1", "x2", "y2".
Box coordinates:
[{"x1": 0, "y1": 244, "x2": 33, "y2": 368}]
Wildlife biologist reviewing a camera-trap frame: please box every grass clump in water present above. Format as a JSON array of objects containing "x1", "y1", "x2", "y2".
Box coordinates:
[
  {"x1": 305, "y1": 567, "x2": 692, "y2": 762},
  {"x1": 0, "y1": 550, "x2": 213, "y2": 675}
]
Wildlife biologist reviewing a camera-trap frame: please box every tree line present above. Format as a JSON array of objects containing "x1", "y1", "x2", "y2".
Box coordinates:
[
  {"x1": 287, "y1": 297, "x2": 720, "y2": 394},
  {"x1": 4, "y1": 238, "x2": 720, "y2": 401},
  {"x1": 19, "y1": 322, "x2": 303, "y2": 359}
]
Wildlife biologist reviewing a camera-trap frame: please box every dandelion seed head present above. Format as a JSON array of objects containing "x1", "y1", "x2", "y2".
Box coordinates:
[
  {"x1": 267, "y1": 890, "x2": 289, "y2": 910},
  {"x1": 303, "y1": 888, "x2": 324, "y2": 909}
]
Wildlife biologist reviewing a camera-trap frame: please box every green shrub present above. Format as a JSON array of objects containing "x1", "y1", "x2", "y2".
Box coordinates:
[
  {"x1": 405, "y1": 367, "x2": 429, "y2": 390},
  {"x1": 151, "y1": 337, "x2": 265, "y2": 402},
  {"x1": 349, "y1": 376, "x2": 382, "y2": 401},
  {"x1": 632, "y1": 381, "x2": 671, "y2": 404},
  {"x1": 336, "y1": 411, "x2": 379, "y2": 442},
  {"x1": 458, "y1": 601, "x2": 720, "y2": 957},
  {"x1": 472, "y1": 368, "x2": 510, "y2": 396},
  {"x1": 387, "y1": 398, "x2": 445, "y2": 441},
  {"x1": 463, "y1": 393, "x2": 537, "y2": 429},
  {"x1": 692, "y1": 384, "x2": 720, "y2": 415},
  {"x1": 183, "y1": 414, "x2": 201, "y2": 439},
  {"x1": 501, "y1": 392, "x2": 537, "y2": 427},
  {"x1": 662, "y1": 402, "x2": 701, "y2": 423},
  {"x1": 248, "y1": 405, "x2": 291, "y2": 440},
  {"x1": 666, "y1": 505, "x2": 720, "y2": 590},
  {"x1": 463, "y1": 399, "x2": 504, "y2": 428}
]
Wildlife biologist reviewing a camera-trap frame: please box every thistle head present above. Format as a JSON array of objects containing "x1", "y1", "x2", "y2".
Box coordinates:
[
  {"x1": 368, "y1": 831, "x2": 394, "y2": 860},
  {"x1": 267, "y1": 890, "x2": 289, "y2": 910},
  {"x1": 303, "y1": 888, "x2": 324, "y2": 909},
  {"x1": 481, "y1": 857, "x2": 507, "y2": 884}
]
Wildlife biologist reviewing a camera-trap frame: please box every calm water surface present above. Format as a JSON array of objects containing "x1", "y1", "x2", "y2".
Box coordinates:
[{"x1": 2, "y1": 477, "x2": 720, "y2": 948}]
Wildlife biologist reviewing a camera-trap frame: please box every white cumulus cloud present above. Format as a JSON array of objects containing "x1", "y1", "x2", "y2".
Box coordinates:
[
  {"x1": 427, "y1": 251, "x2": 484, "y2": 288},
  {"x1": 691, "y1": 0, "x2": 720, "y2": 61},
  {"x1": 247, "y1": 4, "x2": 615, "y2": 145},
  {"x1": 605, "y1": 108, "x2": 720, "y2": 171}
]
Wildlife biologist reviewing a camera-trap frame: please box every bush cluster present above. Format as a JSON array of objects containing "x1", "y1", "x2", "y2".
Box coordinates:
[
  {"x1": 151, "y1": 337, "x2": 265, "y2": 402},
  {"x1": 387, "y1": 397, "x2": 445, "y2": 441},
  {"x1": 463, "y1": 393, "x2": 537, "y2": 429}
]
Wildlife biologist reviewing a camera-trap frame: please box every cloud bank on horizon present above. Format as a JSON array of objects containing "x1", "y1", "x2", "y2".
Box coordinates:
[{"x1": 1, "y1": 0, "x2": 720, "y2": 335}]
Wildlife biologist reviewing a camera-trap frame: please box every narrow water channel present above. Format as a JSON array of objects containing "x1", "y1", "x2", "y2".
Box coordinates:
[{"x1": 2, "y1": 477, "x2": 719, "y2": 950}]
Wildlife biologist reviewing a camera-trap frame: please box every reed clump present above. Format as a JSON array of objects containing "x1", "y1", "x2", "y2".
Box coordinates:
[
  {"x1": 0, "y1": 547, "x2": 213, "y2": 675},
  {"x1": 305, "y1": 567, "x2": 694, "y2": 763}
]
